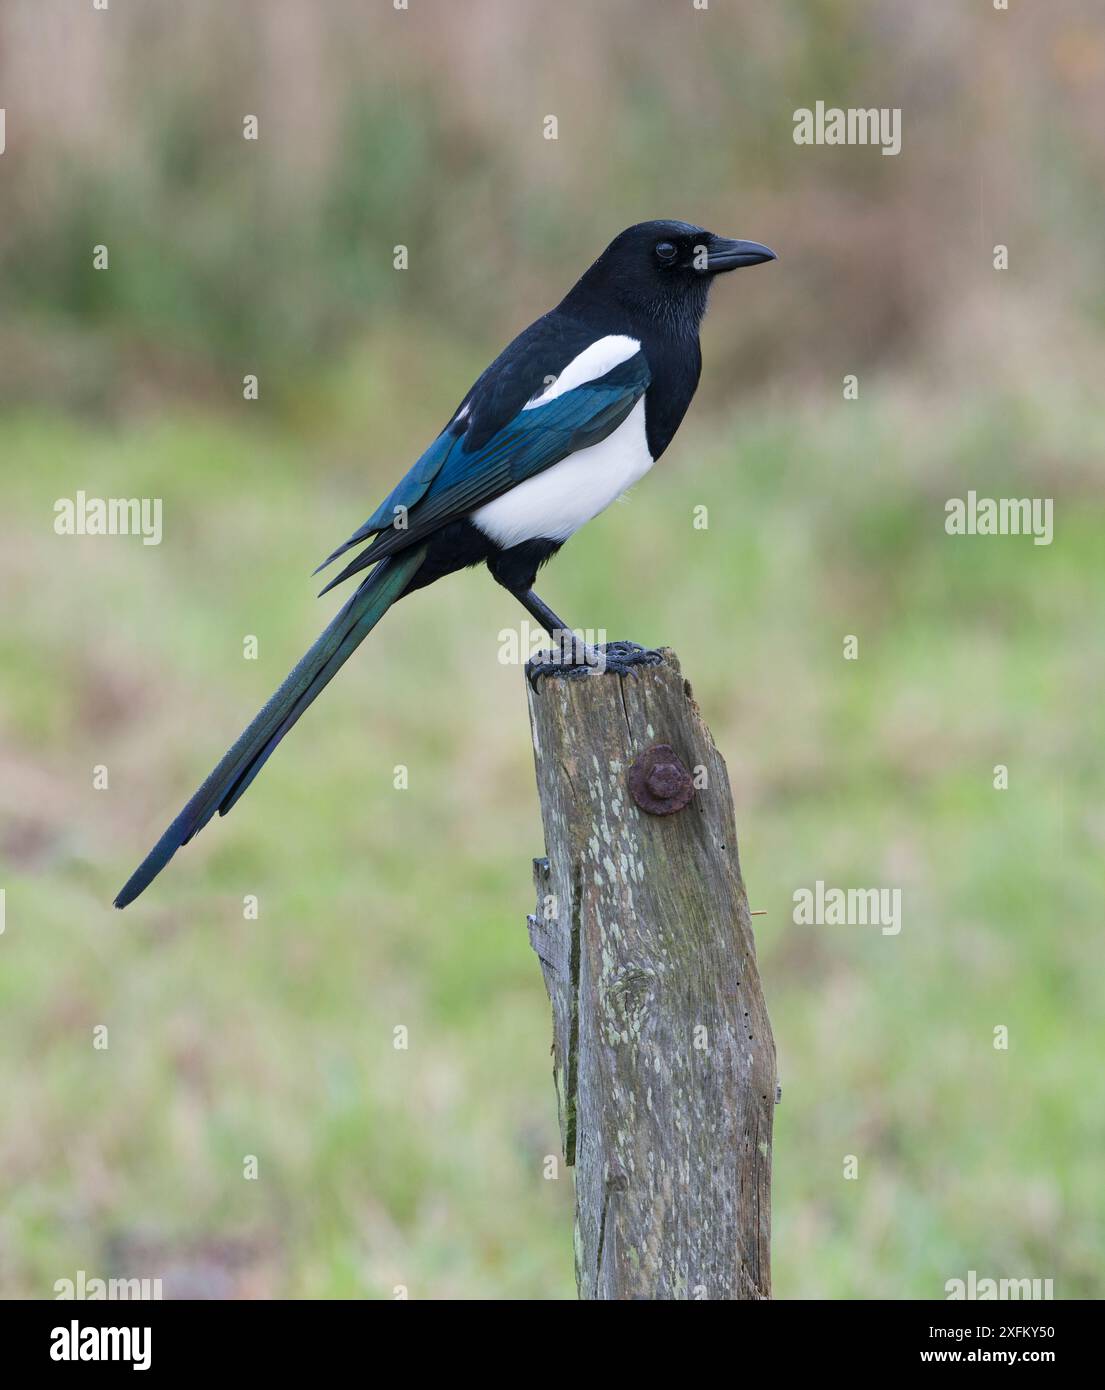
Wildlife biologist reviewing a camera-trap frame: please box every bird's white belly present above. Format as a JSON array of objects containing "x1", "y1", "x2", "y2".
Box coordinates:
[{"x1": 471, "y1": 397, "x2": 653, "y2": 548}]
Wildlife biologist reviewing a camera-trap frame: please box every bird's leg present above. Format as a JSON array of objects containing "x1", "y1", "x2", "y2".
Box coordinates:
[
  {"x1": 513, "y1": 588, "x2": 576, "y2": 646},
  {"x1": 512, "y1": 588, "x2": 664, "y2": 690},
  {"x1": 513, "y1": 589, "x2": 595, "y2": 682}
]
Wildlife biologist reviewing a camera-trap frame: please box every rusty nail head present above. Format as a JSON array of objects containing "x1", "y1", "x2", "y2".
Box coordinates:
[{"x1": 628, "y1": 743, "x2": 694, "y2": 816}]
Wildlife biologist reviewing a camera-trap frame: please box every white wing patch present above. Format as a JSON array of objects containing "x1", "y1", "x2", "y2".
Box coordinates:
[
  {"x1": 522, "y1": 334, "x2": 641, "y2": 410},
  {"x1": 471, "y1": 397, "x2": 653, "y2": 548}
]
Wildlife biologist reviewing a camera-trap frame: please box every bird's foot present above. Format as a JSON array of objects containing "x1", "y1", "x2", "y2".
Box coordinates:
[
  {"x1": 601, "y1": 640, "x2": 665, "y2": 676},
  {"x1": 526, "y1": 637, "x2": 664, "y2": 691},
  {"x1": 525, "y1": 630, "x2": 597, "y2": 690}
]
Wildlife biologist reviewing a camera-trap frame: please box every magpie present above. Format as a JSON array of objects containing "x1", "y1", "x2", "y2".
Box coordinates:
[{"x1": 114, "y1": 219, "x2": 775, "y2": 908}]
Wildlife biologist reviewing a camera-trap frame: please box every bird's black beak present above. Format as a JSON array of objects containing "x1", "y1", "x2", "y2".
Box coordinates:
[{"x1": 705, "y1": 237, "x2": 777, "y2": 273}]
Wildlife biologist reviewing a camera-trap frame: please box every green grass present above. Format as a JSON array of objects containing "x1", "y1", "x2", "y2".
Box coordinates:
[{"x1": 1, "y1": 359, "x2": 1101, "y2": 1298}]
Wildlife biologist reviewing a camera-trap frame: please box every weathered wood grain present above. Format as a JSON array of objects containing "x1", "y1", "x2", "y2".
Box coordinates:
[{"x1": 526, "y1": 649, "x2": 775, "y2": 1300}]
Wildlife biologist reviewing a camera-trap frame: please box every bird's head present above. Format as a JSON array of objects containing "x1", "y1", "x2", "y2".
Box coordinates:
[{"x1": 564, "y1": 219, "x2": 776, "y2": 332}]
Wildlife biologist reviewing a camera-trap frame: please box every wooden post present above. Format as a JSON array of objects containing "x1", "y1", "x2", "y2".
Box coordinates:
[{"x1": 526, "y1": 649, "x2": 775, "y2": 1300}]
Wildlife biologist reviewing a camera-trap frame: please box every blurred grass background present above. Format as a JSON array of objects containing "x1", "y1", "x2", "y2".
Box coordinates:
[{"x1": 1, "y1": 0, "x2": 1103, "y2": 1299}]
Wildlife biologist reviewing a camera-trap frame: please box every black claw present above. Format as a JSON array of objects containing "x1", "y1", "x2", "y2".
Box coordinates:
[
  {"x1": 604, "y1": 640, "x2": 664, "y2": 671},
  {"x1": 525, "y1": 640, "x2": 663, "y2": 691},
  {"x1": 526, "y1": 659, "x2": 588, "y2": 691}
]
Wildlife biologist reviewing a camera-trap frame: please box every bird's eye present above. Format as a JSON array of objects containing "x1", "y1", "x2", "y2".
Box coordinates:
[{"x1": 654, "y1": 241, "x2": 678, "y2": 263}]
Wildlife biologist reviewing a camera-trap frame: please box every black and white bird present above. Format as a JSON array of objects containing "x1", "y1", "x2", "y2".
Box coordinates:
[{"x1": 115, "y1": 220, "x2": 776, "y2": 908}]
